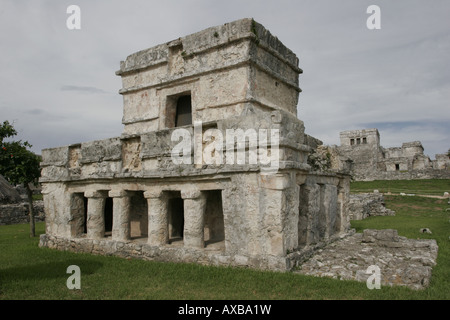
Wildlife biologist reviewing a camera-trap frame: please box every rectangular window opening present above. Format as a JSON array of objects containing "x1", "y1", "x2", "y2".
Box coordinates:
[
  {"x1": 175, "y1": 95, "x2": 192, "y2": 127},
  {"x1": 165, "y1": 93, "x2": 192, "y2": 128}
]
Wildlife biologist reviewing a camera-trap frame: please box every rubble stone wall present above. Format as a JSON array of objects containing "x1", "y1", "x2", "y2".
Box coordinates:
[
  {"x1": 0, "y1": 201, "x2": 45, "y2": 225},
  {"x1": 296, "y1": 229, "x2": 438, "y2": 290},
  {"x1": 348, "y1": 193, "x2": 395, "y2": 220}
]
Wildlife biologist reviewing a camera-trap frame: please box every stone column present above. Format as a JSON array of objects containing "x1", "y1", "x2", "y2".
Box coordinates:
[
  {"x1": 321, "y1": 184, "x2": 338, "y2": 240},
  {"x1": 85, "y1": 190, "x2": 107, "y2": 239},
  {"x1": 259, "y1": 173, "x2": 297, "y2": 257},
  {"x1": 336, "y1": 176, "x2": 350, "y2": 233},
  {"x1": 181, "y1": 188, "x2": 206, "y2": 249},
  {"x1": 109, "y1": 190, "x2": 131, "y2": 241},
  {"x1": 70, "y1": 193, "x2": 86, "y2": 238},
  {"x1": 144, "y1": 190, "x2": 168, "y2": 246}
]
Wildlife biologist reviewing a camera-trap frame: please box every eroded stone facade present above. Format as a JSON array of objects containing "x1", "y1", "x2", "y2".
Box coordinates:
[
  {"x1": 39, "y1": 19, "x2": 352, "y2": 271},
  {"x1": 321, "y1": 129, "x2": 449, "y2": 181}
]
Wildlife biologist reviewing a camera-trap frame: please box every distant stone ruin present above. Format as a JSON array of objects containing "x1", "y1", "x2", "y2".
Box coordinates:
[{"x1": 314, "y1": 129, "x2": 449, "y2": 181}]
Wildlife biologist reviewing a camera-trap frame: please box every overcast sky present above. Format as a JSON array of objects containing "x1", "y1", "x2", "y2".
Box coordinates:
[{"x1": 0, "y1": 0, "x2": 449, "y2": 158}]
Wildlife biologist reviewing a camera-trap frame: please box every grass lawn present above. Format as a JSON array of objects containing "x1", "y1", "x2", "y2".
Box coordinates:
[{"x1": 1, "y1": 180, "x2": 449, "y2": 300}]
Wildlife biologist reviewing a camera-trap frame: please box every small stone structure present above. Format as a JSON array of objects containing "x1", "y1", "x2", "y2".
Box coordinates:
[
  {"x1": 296, "y1": 229, "x2": 438, "y2": 290},
  {"x1": 0, "y1": 175, "x2": 45, "y2": 225},
  {"x1": 321, "y1": 129, "x2": 450, "y2": 181},
  {"x1": 39, "y1": 19, "x2": 352, "y2": 271},
  {"x1": 348, "y1": 193, "x2": 395, "y2": 220}
]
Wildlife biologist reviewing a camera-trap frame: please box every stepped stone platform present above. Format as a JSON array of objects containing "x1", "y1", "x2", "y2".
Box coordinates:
[{"x1": 295, "y1": 229, "x2": 438, "y2": 290}]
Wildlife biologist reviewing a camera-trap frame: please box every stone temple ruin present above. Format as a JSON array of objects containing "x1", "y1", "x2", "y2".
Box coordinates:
[
  {"x1": 330, "y1": 128, "x2": 449, "y2": 181},
  {"x1": 38, "y1": 19, "x2": 439, "y2": 288},
  {"x1": 39, "y1": 19, "x2": 352, "y2": 271}
]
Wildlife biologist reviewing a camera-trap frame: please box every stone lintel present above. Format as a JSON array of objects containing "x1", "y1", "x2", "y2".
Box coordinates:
[
  {"x1": 296, "y1": 173, "x2": 307, "y2": 185},
  {"x1": 109, "y1": 190, "x2": 130, "y2": 198},
  {"x1": 181, "y1": 188, "x2": 203, "y2": 200},
  {"x1": 84, "y1": 190, "x2": 109, "y2": 198},
  {"x1": 143, "y1": 190, "x2": 164, "y2": 199},
  {"x1": 259, "y1": 173, "x2": 290, "y2": 190}
]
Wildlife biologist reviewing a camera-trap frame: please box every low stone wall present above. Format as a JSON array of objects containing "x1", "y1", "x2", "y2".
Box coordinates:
[
  {"x1": 348, "y1": 193, "x2": 395, "y2": 220},
  {"x1": 0, "y1": 201, "x2": 45, "y2": 225},
  {"x1": 296, "y1": 229, "x2": 438, "y2": 290},
  {"x1": 39, "y1": 234, "x2": 290, "y2": 271}
]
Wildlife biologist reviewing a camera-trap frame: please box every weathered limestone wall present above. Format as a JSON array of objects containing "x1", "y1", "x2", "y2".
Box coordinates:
[
  {"x1": 434, "y1": 154, "x2": 450, "y2": 170},
  {"x1": 337, "y1": 129, "x2": 449, "y2": 181},
  {"x1": 338, "y1": 129, "x2": 382, "y2": 179},
  {"x1": 40, "y1": 109, "x2": 310, "y2": 183},
  {"x1": 39, "y1": 170, "x2": 350, "y2": 271},
  {"x1": 297, "y1": 174, "x2": 350, "y2": 247},
  {"x1": 296, "y1": 229, "x2": 438, "y2": 290},
  {"x1": 39, "y1": 18, "x2": 352, "y2": 272},
  {"x1": 0, "y1": 175, "x2": 45, "y2": 225},
  {"x1": 348, "y1": 193, "x2": 395, "y2": 220},
  {"x1": 39, "y1": 162, "x2": 351, "y2": 270},
  {"x1": 116, "y1": 19, "x2": 301, "y2": 137},
  {"x1": 339, "y1": 129, "x2": 380, "y2": 147},
  {"x1": 0, "y1": 201, "x2": 45, "y2": 225}
]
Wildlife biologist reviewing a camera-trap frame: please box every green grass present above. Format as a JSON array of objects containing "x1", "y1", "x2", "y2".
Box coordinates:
[
  {"x1": 350, "y1": 179, "x2": 450, "y2": 196},
  {"x1": 351, "y1": 195, "x2": 450, "y2": 299},
  {"x1": 32, "y1": 194, "x2": 43, "y2": 201},
  {"x1": 0, "y1": 223, "x2": 375, "y2": 300},
  {"x1": 1, "y1": 179, "x2": 449, "y2": 300}
]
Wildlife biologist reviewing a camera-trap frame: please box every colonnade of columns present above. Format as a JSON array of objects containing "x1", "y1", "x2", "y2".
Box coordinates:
[{"x1": 82, "y1": 188, "x2": 208, "y2": 249}]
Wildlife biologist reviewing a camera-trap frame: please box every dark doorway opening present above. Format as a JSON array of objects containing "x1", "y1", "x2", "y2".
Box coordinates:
[
  {"x1": 204, "y1": 190, "x2": 225, "y2": 250},
  {"x1": 104, "y1": 197, "x2": 113, "y2": 236},
  {"x1": 130, "y1": 191, "x2": 148, "y2": 240},
  {"x1": 83, "y1": 197, "x2": 88, "y2": 234},
  {"x1": 168, "y1": 192, "x2": 184, "y2": 244}
]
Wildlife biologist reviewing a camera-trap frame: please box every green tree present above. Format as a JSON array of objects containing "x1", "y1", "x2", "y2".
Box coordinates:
[{"x1": 0, "y1": 120, "x2": 41, "y2": 237}]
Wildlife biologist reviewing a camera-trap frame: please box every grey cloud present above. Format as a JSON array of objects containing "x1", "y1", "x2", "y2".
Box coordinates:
[
  {"x1": 0, "y1": 0, "x2": 448, "y2": 159},
  {"x1": 25, "y1": 108, "x2": 45, "y2": 115},
  {"x1": 60, "y1": 85, "x2": 109, "y2": 94}
]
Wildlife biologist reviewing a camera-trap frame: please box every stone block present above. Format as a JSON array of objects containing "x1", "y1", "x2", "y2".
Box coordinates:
[
  {"x1": 80, "y1": 138, "x2": 122, "y2": 164},
  {"x1": 362, "y1": 229, "x2": 399, "y2": 243}
]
